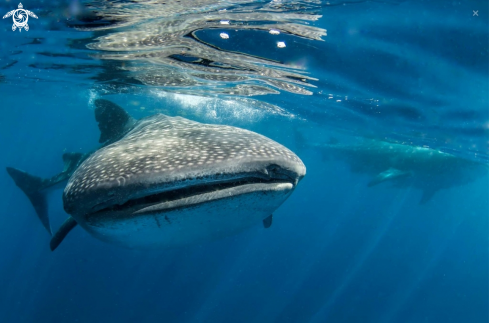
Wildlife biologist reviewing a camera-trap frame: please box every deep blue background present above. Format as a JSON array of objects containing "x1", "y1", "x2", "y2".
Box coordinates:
[{"x1": 0, "y1": 0, "x2": 488, "y2": 322}]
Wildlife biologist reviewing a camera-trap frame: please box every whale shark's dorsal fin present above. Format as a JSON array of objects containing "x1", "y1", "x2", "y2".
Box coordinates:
[
  {"x1": 6, "y1": 167, "x2": 51, "y2": 235},
  {"x1": 368, "y1": 168, "x2": 412, "y2": 187},
  {"x1": 94, "y1": 99, "x2": 136, "y2": 145}
]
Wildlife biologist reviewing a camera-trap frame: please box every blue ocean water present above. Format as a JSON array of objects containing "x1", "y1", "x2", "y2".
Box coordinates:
[{"x1": 0, "y1": 0, "x2": 488, "y2": 322}]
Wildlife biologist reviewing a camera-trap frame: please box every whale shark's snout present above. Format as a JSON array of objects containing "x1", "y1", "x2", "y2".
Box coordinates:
[{"x1": 63, "y1": 114, "x2": 305, "y2": 248}]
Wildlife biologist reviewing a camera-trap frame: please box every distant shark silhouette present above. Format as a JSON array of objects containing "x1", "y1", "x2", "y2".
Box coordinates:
[
  {"x1": 7, "y1": 100, "x2": 305, "y2": 250},
  {"x1": 296, "y1": 132, "x2": 487, "y2": 204}
]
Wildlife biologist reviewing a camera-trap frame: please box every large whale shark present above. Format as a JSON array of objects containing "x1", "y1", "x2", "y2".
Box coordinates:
[
  {"x1": 298, "y1": 134, "x2": 487, "y2": 204},
  {"x1": 8, "y1": 100, "x2": 306, "y2": 250}
]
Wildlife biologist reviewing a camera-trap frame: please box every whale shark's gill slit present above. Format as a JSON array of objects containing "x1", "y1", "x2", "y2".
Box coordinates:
[{"x1": 93, "y1": 177, "x2": 291, "y2": 215}]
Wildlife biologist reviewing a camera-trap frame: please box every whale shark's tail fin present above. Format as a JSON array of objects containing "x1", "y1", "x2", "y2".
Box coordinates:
[
  {"x1": 94, "y1": 99, "x2": 136, "y2": 145},
  {"x1": 5, "y1": 153, "x2": 86, "y2": 237},
  {"x1": 6, "y1": 167, "x2": 52, "y2": 235}
]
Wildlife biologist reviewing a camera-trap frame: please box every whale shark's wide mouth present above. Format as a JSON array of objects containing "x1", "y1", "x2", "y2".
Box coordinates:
[
  {"x1": 91, "y1": 178, "x2": 290, "y2": 215},
  {"x1": 87, "y1": 166, "x2": 300, "y2": 216}
]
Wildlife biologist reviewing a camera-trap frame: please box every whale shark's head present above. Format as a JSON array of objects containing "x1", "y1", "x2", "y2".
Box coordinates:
[{"x1": 63, "y1": 114, "x2": 305, "y2": 248}]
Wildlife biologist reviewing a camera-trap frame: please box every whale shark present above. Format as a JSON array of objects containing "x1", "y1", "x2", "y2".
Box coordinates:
[
  {"x1": 7, "y1": 100, "x2": 305, "y2": 250},
  {"x1": 298, "y1": 134, "x2": 487, "y2": 204}
]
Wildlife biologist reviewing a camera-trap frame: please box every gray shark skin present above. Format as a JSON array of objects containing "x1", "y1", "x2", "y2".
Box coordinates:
[
  {"x1": 63, "y1": 113, "x2": 305, "y2": 249},
  {"x1": 306, "y1": 137, "x2": 487, "y2": 204}
]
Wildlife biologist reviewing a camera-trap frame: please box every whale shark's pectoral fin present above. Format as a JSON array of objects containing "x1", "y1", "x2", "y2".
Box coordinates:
[
  {"x1": 368, "y1": 168, "x2": 412, "y2": 187},
  {"x1": 263, "y1": 214, "x2": 273, "y2": 228},
  {"x1": 419, "y1": 189, "x2": 437, "y2": 205},
  {"x1": 94, "y1": 99, "x2": 136, "y2": 145},
  {"x1": 50, "y1": 217, "x2": 78, "y2": 251},
  {"x1": 6, "y1": 167, "x2": 52, "y2": 235}
]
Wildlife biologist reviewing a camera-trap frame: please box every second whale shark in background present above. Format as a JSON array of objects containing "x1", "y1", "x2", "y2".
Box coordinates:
[
  {"x1": 297, "y1": 133, "x2": 487, "y2": 204},
  {"x1": 7, "y1": 100, "x2": 306, "y2": 251}
]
